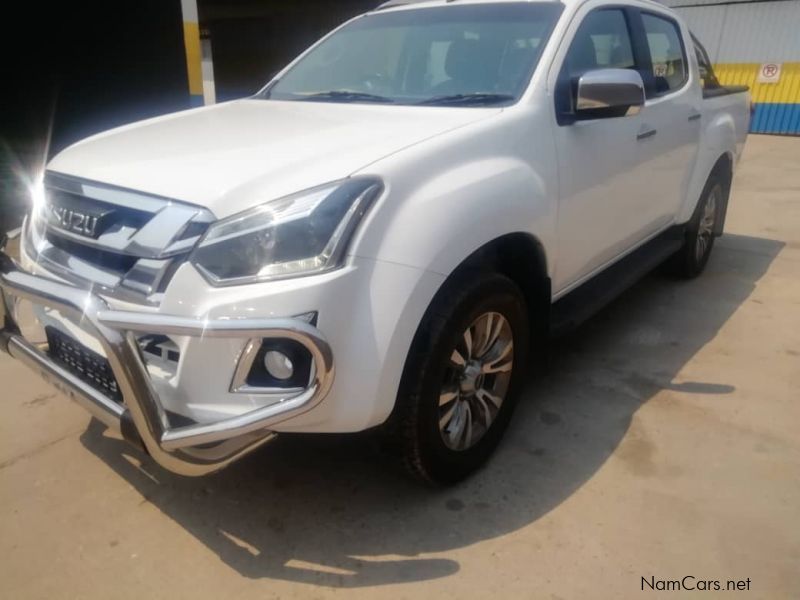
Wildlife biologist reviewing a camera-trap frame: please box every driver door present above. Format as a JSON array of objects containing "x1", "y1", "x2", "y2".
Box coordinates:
[{"x1": 550, "y1": 7, "x2": 653, "y2": 295}]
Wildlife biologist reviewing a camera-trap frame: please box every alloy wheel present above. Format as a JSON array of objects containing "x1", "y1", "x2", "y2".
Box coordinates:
[
  {"x1": 696, "y1": 188, "x2": 718, "y2": 262},
  {"x1": 438, "y1": 311, "x2": 514, "y2": 451}
]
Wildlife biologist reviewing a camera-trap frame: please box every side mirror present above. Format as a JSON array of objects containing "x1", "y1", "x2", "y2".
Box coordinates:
[{"x1": 576, "y1": 68, "x2": 645, "y2": 118}]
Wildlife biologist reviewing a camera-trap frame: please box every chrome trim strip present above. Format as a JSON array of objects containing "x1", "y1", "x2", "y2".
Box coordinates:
[
  {"x1": 81, "y1": 185, "x2": 180, "y2": 214},
  {"x1": 39, "y1": 244, "x2": 123, "y2": 288},
  {"x1": 46, "y1": 172, "x2": 217, "y2": 217},
  {"x1": 230, "y1": 338, "x2": 261, "y2": 393},
  {"x1": 119, "y1": 258, "x2": 173, "y2": 297},
  {"x1": 41, "y1": 202, "x2": 211, "y2": 259},
  {"x1": 22, "y1": 223, "x2": 157, "y2": 306},
  {"x1": 0, "y1": 251, "x2": 335, "y2": 477}
]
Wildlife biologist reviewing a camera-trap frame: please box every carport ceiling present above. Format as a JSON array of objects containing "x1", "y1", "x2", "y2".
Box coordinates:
[{"x1": 198, "y1": 0, "x2": 377, "y2": 21}]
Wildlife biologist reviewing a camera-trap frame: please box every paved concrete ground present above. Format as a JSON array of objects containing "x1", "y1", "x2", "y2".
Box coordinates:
[{"x1": 1, "y1": 135, "x2": 798, "y2": 599}]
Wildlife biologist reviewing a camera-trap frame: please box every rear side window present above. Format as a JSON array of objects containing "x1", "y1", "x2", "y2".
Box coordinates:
[
  {"x1": 642, "y1": 13, "x2": 687, "y2": 95},
  {"x1": 692, "y1": 33, "x2": 721, "y2": 90}
]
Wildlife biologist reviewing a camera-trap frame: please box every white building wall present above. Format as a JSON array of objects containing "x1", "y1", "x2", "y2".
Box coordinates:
[{"x1": 662, "y1": 1, "x2": 800, "y2": 63}]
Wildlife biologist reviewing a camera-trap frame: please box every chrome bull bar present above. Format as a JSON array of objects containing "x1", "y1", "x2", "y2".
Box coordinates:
[{"x1": 0, "y1": 249, "x2": 335, "y2": 477}]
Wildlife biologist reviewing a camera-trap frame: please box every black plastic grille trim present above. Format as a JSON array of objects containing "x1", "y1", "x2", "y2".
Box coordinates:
[
  {"x1": 46, "y1": 234, "x2": 139, "y2": 274},
  {"x1": 45, "y1": 326, "x2": 122, "y2": 403}
]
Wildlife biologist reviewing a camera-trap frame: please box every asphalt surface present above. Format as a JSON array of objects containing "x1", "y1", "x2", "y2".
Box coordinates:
[{"x1": 1, "y1": 135, "x2": 798, "y2": 599}]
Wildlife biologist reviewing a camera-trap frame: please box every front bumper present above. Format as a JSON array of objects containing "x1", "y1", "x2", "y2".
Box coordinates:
[{"x1": 0, "y1": 249, "x2": 334, "y2": 477}]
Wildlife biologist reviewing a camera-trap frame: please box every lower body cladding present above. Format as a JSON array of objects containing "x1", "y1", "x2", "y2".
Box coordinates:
[{"x1": 0, "y1": 248, "x2": 444, "y2": 476}]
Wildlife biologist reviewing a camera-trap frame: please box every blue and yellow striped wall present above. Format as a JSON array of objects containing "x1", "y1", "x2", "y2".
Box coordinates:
[
  {"x1": 669, "y1": 0, "x2": 800, "y2": 136},
  {"x1": 714, "y1": 63, "x2": 800, "y2": 135}
]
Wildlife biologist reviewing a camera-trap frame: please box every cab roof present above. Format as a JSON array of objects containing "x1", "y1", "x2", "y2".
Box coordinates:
[
  {"x1": 377, "y1": 0, "x2": 563, "y2": 9},
  {"x1": 374, "y1": 0, "x2": 667, "y2": 12}
]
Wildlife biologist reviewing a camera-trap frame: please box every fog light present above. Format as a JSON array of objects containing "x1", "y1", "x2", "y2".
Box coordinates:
[
  {"x1": 244, "y1": 339, "x2": 313, "y2": 390},
  {"x1": 264, "y1": 350, "x2": 294, "y2": 380}
]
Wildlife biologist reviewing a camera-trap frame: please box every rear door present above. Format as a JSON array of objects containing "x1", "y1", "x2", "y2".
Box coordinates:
[{"x1": 630, "y1": 9, "x2": 701, "y2": 228}]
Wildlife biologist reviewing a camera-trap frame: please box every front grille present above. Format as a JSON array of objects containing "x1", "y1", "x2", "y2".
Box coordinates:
[
  {"x1": 27, "y1": 172, "x2": 215, "y2": 305},
  {"x1": 47, "y1": 234, "x2": 139, "y2": 274},
  {"x1": 47, "y1": 189, "x2": 153, "y2": 235},
  {"x1": 45, "y1": 326, "x2": 122, "y2": 403}
]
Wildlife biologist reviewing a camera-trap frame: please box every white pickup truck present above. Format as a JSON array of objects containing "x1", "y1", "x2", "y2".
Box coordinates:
[{"x1": 0, "y1": 0, "x2": 749, "y2": 484}]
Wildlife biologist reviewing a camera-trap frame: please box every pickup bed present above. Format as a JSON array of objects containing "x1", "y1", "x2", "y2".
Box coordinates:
[{"x1": 0, "y1": 0, "x2": 749, "y2": 484}]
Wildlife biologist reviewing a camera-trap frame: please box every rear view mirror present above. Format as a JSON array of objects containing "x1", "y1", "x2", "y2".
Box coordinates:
[{"x1": 576, "y1": 68, "x2": 645, "y2": 118}]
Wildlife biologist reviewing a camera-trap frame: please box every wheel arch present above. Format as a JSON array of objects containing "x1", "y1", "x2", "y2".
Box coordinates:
[
  {"x1": 680, "y1": 149, "x2": 734, "y2": 235},
  {"x1": 381, "y1": 232, "x2": 551, "y2": 469},
  {"x1": 402, "y1": 232, "x2": 551, "y2": 382},
  {"x1": 679, "y1": 108, "x2": 738, "y2": 226},
  {"x1": 706, "y1": 153, "x2": 734, "y2": 237},
  {"x1": 451, "y1": 232, "x2": 551, "y2": 328}
]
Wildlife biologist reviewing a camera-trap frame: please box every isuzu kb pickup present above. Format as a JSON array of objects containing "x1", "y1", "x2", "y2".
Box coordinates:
[{"x1": 0, "y1": 0, "x2": 750, "y2": 484}]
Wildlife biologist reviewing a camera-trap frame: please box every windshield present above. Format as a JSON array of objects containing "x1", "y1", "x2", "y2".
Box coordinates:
[{"x1": 263, "y1": 3, "x2": 563, "y2": 107}]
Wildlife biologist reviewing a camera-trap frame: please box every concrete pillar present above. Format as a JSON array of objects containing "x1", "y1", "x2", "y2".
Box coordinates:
[
  {"x1": 201, "y1": 37, "x2": 217, "y2": 105},
  {"x1": 180, "y1": 0, "x2": 205, "y2": 106}
]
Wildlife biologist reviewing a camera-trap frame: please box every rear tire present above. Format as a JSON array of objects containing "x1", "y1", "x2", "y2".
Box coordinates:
[
  {"x1": 384, "y1": 271, "x2": 529, "y2": 486},
  {"x1": 665, "y1": 173, "x2": 725, "y2": 279}
]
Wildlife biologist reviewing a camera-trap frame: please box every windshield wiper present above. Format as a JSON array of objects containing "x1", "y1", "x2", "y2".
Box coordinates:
[
  {"x1": 297, "y1": 90, "x2": 395, "y2": 104},
  {"x1": 417, "y1": 93, "x2": 515, "y2": 107}
]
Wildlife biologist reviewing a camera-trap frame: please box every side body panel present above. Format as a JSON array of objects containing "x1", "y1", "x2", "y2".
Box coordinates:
[
  {"x1": 352, "y1": 104, "x2": 560, "y2": 282},
  {"x1": 675, "y1": 90, "x2": 750, "y2": 224},
  {"x1": 673, "y1": 15, "x2": 751, "y2": 224}
]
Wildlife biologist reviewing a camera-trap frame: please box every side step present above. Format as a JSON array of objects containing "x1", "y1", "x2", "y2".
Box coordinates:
[{"x1": 550, "y1": 226, "x2": 685, "y2": 337}]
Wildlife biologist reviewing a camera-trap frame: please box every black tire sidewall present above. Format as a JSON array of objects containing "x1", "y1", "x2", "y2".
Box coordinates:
[
  {"x1": 671, "y1": 176, "x2": 723, "y2": 278},
  {"x1": 413, "y1": 275, "x2": 529, "y2": 482}
]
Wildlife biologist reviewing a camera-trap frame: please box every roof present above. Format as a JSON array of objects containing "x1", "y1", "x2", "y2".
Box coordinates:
[
  {"x1": 658, "y1": 0, "x2": 758, "y2": 6},
  {"x1": 375, "y1": 0, "x2": 567, "y2": 12},
  {"x1": 374, "y1": 0, "x2": 671, "y2": 12}
]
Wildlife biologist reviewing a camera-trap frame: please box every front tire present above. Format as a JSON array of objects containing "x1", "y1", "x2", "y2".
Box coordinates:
[{"x1": 385, "y1": 272, "x2": 529, "y2": 485}]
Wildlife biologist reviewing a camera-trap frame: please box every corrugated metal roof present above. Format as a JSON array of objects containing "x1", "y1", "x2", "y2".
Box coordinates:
[
  {"x1": 659, "y1": 1, "x2": 800, "y2": 64},
  {"x1": 716, "y1": 2, "x2": 800, "y2": 63},
  {"x1": 675, "y1": 1, "x2": 800, "y2": 63}
]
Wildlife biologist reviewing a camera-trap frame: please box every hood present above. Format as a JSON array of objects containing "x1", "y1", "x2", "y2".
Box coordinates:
[{"x1": 48, "y1": 99, "x2": 499, "y2": 218}]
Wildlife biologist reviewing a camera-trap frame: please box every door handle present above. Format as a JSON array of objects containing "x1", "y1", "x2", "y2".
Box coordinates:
[
  {"x1": 637, "y1": 128, "x2": 657, "y2": 141},
  {"x1": 688, "y1": 112, "x2": 702, "y2": 122}
]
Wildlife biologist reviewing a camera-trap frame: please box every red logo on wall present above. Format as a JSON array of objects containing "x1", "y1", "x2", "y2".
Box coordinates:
[{"x1": 757, "y1": 63, "x2": 782, "y2": 84}]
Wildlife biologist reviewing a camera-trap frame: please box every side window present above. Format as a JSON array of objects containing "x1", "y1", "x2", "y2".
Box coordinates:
[
  {"x1": 556, "y1": 8, "x2": 637, "y2": 121},
  {"x1": 692, "y1": 34, "x2": 721, "y2": 91},
  {"x1": 562, "y1": 9, "x2": 635, "y2": 82},
  {"x1": 642, "y1": 14, "x2": 687, "y2": 95}
]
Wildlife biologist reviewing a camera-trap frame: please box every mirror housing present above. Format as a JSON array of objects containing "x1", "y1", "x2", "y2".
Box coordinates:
[{"x1": 575, "y1": 68, "x2": 645, "y2": 118}]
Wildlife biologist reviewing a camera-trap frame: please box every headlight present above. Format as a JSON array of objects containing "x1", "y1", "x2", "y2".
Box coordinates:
[{"x1": 191, "y1": 178, "x2": 382, "y2": 286}]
